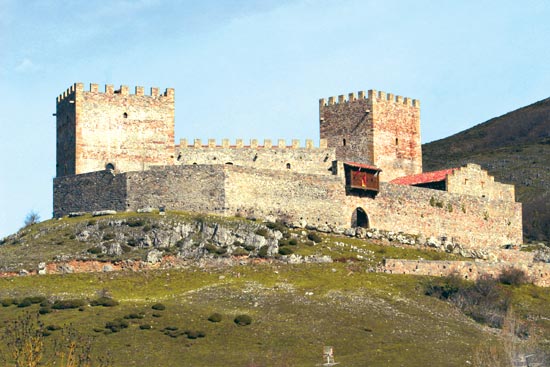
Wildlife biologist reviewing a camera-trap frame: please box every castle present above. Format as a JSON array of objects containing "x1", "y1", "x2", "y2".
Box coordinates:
[{"x1": 53, "y1": 83, "x2": 523, "y2": 252}]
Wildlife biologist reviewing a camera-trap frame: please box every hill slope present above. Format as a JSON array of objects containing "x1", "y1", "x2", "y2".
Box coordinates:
[
  {"x1": 423, "y1": 97, "x2": 550, "y2": 242},
  {"x1": 0, "y1": 213, "x2": 549, "y2": 366}
]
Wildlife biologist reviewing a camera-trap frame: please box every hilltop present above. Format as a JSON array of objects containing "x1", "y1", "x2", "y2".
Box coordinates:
[
  {"x1": 0, "y1": 212, "x2": 549, "y2": 366},
  {"x1": 423, "y1": 97, "x2": 550, "y2": 242}
]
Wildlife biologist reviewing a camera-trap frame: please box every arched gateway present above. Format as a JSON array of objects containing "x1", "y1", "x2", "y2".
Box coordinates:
[{"x1": 351, "y1": 207, "x2": 369, "y2": 228}]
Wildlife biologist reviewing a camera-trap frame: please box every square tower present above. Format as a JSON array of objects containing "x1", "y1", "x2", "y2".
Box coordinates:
[
  {"x1": 56, "y1": 83, "x2": 175, "y2": 177},
  {"x1": 319, "y1": 89, "x2": 422, "y2": 181}
]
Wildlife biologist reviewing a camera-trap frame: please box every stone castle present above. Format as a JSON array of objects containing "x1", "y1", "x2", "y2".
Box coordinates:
[{"x1": 53, "y1": 83, "x2": 523, "y2": 254}]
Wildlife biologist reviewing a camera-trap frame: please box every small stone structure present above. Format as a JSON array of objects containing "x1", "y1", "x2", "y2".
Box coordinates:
[{"x1": 53, "y1": 83, "x2": 524, "y2": 258}]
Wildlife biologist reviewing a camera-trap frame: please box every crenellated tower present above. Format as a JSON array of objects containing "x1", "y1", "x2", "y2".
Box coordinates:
[
  {"x1": 56, "y1": 83, "x2": 175, "y2": 177},
  {"x1": 319, "y1": 89, "x2": 422, "y2": 181}
]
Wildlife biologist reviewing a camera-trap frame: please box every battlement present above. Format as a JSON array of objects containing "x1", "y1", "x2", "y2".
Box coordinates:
[
  {"x1": 319, "y1": 89, "x2": 419, "y2": 108},
  {"x1": 177, "y1": 138, "x2": 329, "y2": 149},
  {"x1": 57, "y1": 82, "x2": 174, "y2": 103}
]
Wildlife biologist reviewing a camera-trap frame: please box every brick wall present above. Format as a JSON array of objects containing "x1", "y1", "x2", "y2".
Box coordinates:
[{"x1": 176, "y1": 139, "x2": 335, "y2": 175}]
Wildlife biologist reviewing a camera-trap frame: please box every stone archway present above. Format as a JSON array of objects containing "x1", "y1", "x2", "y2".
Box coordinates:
[{"x1": 351, "y1": 207, "x2": 369, "y2": 228}]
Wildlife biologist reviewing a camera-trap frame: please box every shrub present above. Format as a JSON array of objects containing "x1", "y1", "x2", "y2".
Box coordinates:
[
  {"x1": 127, "y1": 218, "x2": 145, "y2": 227},
  {"x1": 186, "y1": 330, "x2": 199, "y2": 339},
  {"x1": 208, "y1": 313, "x2": 223, "y2": 323},
  {"x1": 151, "y1": 303, "x2": 166, "y2": 311},
  {"x1": 24, "y1": 211, "x2": 40, "y2": 227},
  {"x1": 105, "y1": 319, "x2": 129, "y2": 332},
  {"x1": 424, "y1": 274, "x2": 463, "y2": 299},
  {"x1": 278, "y1": 247, "x2": 294, "y2": 255},
  {"x1": 126, "y1": 238, "x2": 138, "y2": 246},
  {"x1": 45, "y1": 325, "x2": 62, "y2": 331},
  {"x1": 499, "y1": 267, "x2": 530, "y2": 286},
  {"x1": 265, "y1": 221, "x2": 287, "y2": 233},
  {"x1": 27, "y1": 296, "x2": 46, "y2": 304},
  {"x1": 234, "y1": 314, "x2": 252, "y2": 326},
  {"x1": 288, "y1": 238, "x2": 298, "y2": 246},
  {"x1": 232, "y1": 248, "x2": 249, "y2": 257},
  {"x1": 139, "y1": 324, "x2": 153, "y2": 330},
  {"x1": 152, "y1": 313, "x2": 162, "y2": 318},
  {"x1": 233, "y1": 241, "x2": 244, "y2": 247},
  {"x1": 102, "y1": 233, "x2": 116, "y2": 241},
  {"x1": 124, "y1": 313, "x2": 145, "y2": 319},
  {"x1": 307, "y1": 232, "x2": 322, "y2": 243},
  {"x1": 258, "y1": 246, "x2": 269, "y2": 258},
  {"x1": 278, "y1": 239, "x2": 289, "y2": 247},
  {"x1": 90, "y1": 297, "x2": 119, "y2": 307},
  {"x1": 244, "y1": 244, "x2": 256, "y2": 252},
  {"x1": 142, "y1": 225, "x2": 152, "y2": 232},
  {"x1": 38, "y1": 307, "x2": 52, "y2": 315},
  {"x1": 1, "y1": 298, "x2": 17, "y2": 307},
  {"x1": 87, "y1": 219, "x2": 97, "y2": 226},
  {"x1": 87, "y1": 247, "x2": 103, "y2": 254},
  {"x1": 215, "y1": 247, "x2": 228, "y2": 255},
  {"x1": 203, "y1": 243, "x2": 218, "y2": 253},
  {"x1": 255, "y1": 228, "x2": 269, "y2": 237},
  {"x1": 17, "y1": 298, "x2": 33, "y2": 308},
  {"x1": 52, "y1": 299, "x2": 86, "y2": 310}
]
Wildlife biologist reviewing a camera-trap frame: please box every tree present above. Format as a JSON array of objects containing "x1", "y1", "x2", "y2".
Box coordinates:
[{"x1": 24, "y1": 211, "x2": 40, "y2": 227}]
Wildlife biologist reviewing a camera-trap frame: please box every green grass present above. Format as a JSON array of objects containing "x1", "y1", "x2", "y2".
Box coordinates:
[{"x1": 2, "y1": 263, "x2": 548, "y2": 366}]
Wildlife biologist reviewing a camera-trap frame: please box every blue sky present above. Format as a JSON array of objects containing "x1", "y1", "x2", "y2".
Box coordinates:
[{"x1": 1, "y1": 0, "x2": 549, "y2": 237}]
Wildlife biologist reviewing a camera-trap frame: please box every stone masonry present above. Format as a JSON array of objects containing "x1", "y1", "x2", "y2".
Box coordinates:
[{"x1": 53, "y1": 83, "x2": 523, "y2": 254}]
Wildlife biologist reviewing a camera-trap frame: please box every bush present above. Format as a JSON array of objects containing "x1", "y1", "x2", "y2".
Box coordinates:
[
  {"x1": 234, "y1": 314, "x2": 252, "y2": 326},
  {"x1": 124, "y1": 313, "x2": 145, "y2": 319},
  {"x1": 498, "y1": 267, "x2": 530, "y2": 286},
  {"x1": 38, "y1": 307, "x2": 52, "y2": 315},
  {"x1": 307, "y1": 232, "x2": 322, "y2": 243},
  {"x1": 232, "y1": 248, "x2": 249, "y2": 257},
  {"x1": 102, "y1": 233, "x2": 116, "y2": 241},
  {"x1": 288, "y1": 238, "x2": 298, "y2": 246},
  {"x1": 17, "y1": 298, "x2": 33, "y2": 308},
  {"x1": 265, "y1": 221, "x2": 287, "y2": 233},
  {"x1": 24, "y1": 211, "x2": 40, "y2": 227},
  {"x1": 90, "y1": 297, "x2": 119, "y2": 307},
  {"x1": 105, "y1": 319, "x2": 129, "y2": 333},
  {"x1": 139, "y1": 324, "x2": 153, "y2": 330},
  {"x1": 278, "y1": 247, "x2": 294, "y2": 255},
  {"x1": 127, "y1": 218, "x2": 145, "y2": 227},
  {"x1": 52, "y1": 299, "x2": 86, "y2": 310},
  {"x1": 255, "y1": 228, "x2": 269, "y2": 237},
  {"x1": 258, "y1": 246, "x2": 269, "y2": 258},
  {"x1": 1, "y1": 298, "x2": 17, "y2": 307},
  {"x1": 26, "y1": 296, "x2": 46, "y2": 304},
  {"x1": 203, "y1": 243, "x2": 218, "y2": 253},
  {"x1": 215, "y1": 247, "x2": 227, "y2": 255},
  {"x1": 208, "y1": 313, "x2": 223, "y2": 323},
  {"x1": 424, "y1": 274, "x2": 463, "y2": 299},
  {"x1": 152, "y1": 313, "x2": 162, "y2": 318},
  {"x1": 87, "y1": 247, "x2": 103, "y2": 255},
  {"x1": 244, "y1": 244, "x2": 256, "y2": 252},
  {"x1": 46, "y1": 325, "x2": 62, "y2": 331},
  {"x1": 152, "y1": 303, "x2": 166, "y2": 311},
  {"x1": 278, "y1": 239, "x2": 289, "y2": 247}
]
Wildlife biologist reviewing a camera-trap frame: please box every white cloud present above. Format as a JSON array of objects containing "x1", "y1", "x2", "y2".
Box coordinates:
[{"x1": 15, "y1": 58, "x2": 40, "y2": 73}]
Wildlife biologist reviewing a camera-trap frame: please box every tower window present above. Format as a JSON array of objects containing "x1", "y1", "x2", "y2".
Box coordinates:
[
  {"x1": 343, "y1": 138, "x2": 346, "y2": 146},
  {"x1": 286, "y1": 163, "x2": 291, "y2": 169},
  {"x1": 105, "y1": 163, "x2": 115, "y2": 171},
  {"x1": 395, "y1": 138, "x2": 399, "y2": 146},
  {"x1": 123, "y1": 112, "x2": 128, "y2": 118}
]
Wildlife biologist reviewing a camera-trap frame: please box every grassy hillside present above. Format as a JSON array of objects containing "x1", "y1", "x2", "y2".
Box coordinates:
[
  {"x1": 0, "y1": 213, "x2": 549, "y2": 366},
  {"x1": 423, "y1": 97, "x2": 550, "y2": 242}
]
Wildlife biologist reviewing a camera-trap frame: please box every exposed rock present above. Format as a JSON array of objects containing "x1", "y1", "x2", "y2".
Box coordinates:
[
  {"x1": 106, "y1": 243, "x2": 123, "y2": 256},
  {"x1": 146, "y1": 249, "x2": 163, "y2": 263},
  {"x1": 77, "y1": 230, "x2": 90, "y2": 241},
  {"x1": 137, "y1": 207, "x2": 153, "y2": 213},
  {"x1": 68, "y1": 212, "x2": 86, "y2": 217},
  {"x1": 92, "y1": 210, "x2": 117, "y2": 217}
]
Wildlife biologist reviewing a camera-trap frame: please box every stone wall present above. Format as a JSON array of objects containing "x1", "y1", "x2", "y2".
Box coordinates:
[
  {"x1": 53, "y1": 164, "x2": 523, "y2": 250},
  {"x1": 125, "y1": 165, "x2": 226, "y2": 214},
  {"x1": 56, "y1": 83, "x2": 175, "y2": 177},
  {"x1": 447, "y1": 163, "x2": 515, "y2": 201},
  {"x1": 53, "y1": 170, "x2": 127, "y2": 217},
  {"x1": 319, "y1": 89, "x2": 422, "y2": 181},
  {"x1": 176, "y1": 138, "x2": 335, "y2": 175},
  {"x1": 384, "y1": 258, "x2": 550, "y2": 287}
]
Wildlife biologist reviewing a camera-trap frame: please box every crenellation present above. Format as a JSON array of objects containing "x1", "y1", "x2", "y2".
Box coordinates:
[
  {"x1": 179, "y1": 139, "x2": 188, "y2": 147},
  {"x1": 338, "y1": 95, "x2": 345, "y2": 103},
  {"x1": 292, "y1": 139, "x2": 300, "y2": 148},
  {"x1": 90, "y1": 83, "x2": 99, "y2": 93},
  {"x1": 396, "y1": 95, "x2": 403, "y2": 103},
  {"x1": 264, "y1": 139, "x2": 272, "y2": 148},
  {"x1": 120, "y1": 85, "x2": 129, "y2": 95},
  {"x1": 105, "y1": 84, "x2": 114, "y2": 94},
  {"x1": 306, "y1": 139, "x2": 313, "y2": 149},
  {"x1": 150, "y1": 87, "x2": 159, "y2": 97},
  {"x1": 348, "y1": 92, "x2": 356, "y2": 101},
  {"x1": 236, "y1": 139, "x2": 243, "y2": 148},
  {"x1": 222, "y1": 139, "x2": 230, "y2": 148},
  {"x1": 250, "y1": 139, "x2": 258, "y2": 148},
  {"x1": 328, "y1": 96, "x2": 336, "y2": 105},
  {"x1": 208, "y1": 139, "x2": 216, "y2": 148},
  {"x1": 135, "y1": 86, "x2": 144, "y2": 96},
  {"x1": 358, "y1": 90, "x2": 366, "y2": 99},
  {"x1": 194, "y1": 139, "x2": 202, "y2": 148}
]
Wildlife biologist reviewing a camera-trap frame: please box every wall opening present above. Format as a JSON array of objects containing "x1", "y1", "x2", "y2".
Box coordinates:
[
  {"x1": 351, "y1": 207, "x2": 369, "y2": 228},
  {"x1": 395, "y1": 137, "x2": 399, "y2": 146},
  {"x1": 343, "y1": 138, "x2": 346, "y2": 146},
  {"x1": 105, "y1": 163, "x2": 115, "y2": 171},
  {"x1": 225, "y1": 162, "x2": 233, "y2": 165},
  {"x1": 286, "y1": 163, "x2": 291, "y2": 169},
  {"x1": 123, "y1": 112, "x2": 128, "y2": 118}
]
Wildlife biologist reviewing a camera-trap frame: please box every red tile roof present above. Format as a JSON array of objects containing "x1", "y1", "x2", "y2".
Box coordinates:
[
  {"x1": 344, "y1": 161, "x2": 381, "y2": 171},
  {"x1": 390, "y1": 168, "x2": 458, "y2": 185}
]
